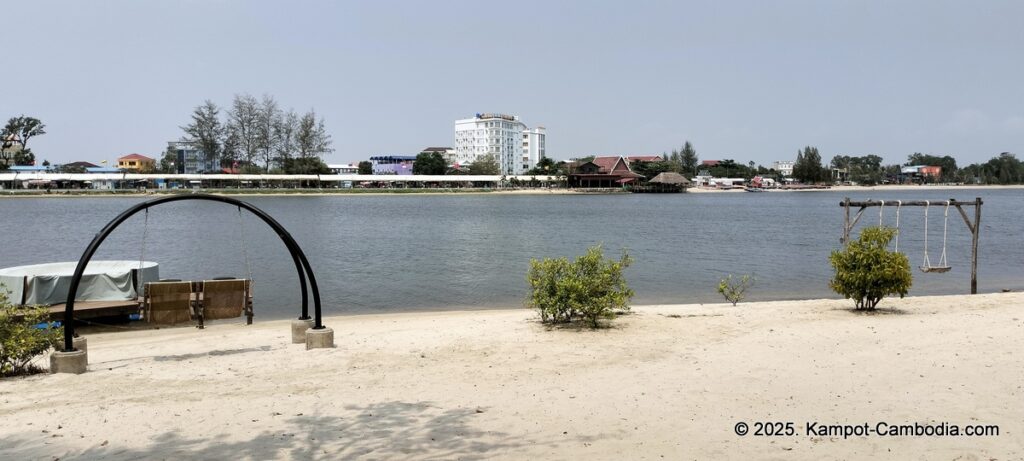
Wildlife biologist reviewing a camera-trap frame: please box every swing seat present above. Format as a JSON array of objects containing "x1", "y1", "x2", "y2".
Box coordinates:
[{"x1": 919, "y1": 265, "x2": 951, "y2": 273}]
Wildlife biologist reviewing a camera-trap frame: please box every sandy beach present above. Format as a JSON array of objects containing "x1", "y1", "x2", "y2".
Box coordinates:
[{"x1": 1, "y1": 293, "x2": 1021, "y2": 460}]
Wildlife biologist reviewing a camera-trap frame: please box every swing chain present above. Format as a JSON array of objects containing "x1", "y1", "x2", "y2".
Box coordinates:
[
  {"x1": 894, "y1": 200, "x2": 901, "y2": 252},
  {"x1": 237, "y1": 206, "x2": 254, "y2": 283},
  {"x1": 138, "y1": 209, "x2": 149, "y2": 294}
]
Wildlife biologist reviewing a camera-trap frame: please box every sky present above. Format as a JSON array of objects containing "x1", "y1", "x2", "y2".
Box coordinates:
[{"x1": 4, "y1": 0, "x2": 1023, "y2": 167}]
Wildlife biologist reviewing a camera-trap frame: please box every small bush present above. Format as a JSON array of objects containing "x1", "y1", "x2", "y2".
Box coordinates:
[
  {"x1": 829, "y1": 226, "x2": 912, "y2": 310},
  {"x1": 0, "y1": 289, "x2": 62, "y2": 377},
  {"x1": 526, "y1": 244, "x2": 634, "y2": 328},
  {"x1": 717, "y1": 274, "x2": 755, "y2": 306}
]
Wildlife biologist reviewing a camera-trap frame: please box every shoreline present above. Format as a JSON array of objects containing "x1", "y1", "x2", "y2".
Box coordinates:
[
  {"x1": 1, "y1": 183, "x2": 1021, "y2": 198},
  {"x1": 3, "y1": 292, "x2": 1021, "y2": 459}
]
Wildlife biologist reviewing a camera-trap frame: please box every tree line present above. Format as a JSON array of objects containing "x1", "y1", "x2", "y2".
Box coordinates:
[
  {"x1": 0, "y1": 116, "x2": 46, "y2": 168},
  {"x1": 173, "y1": 95, "x2": 333, "y2": 174}
]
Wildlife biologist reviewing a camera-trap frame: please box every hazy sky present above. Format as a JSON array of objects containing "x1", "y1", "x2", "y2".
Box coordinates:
[{"x1": 5, "y1": 1, "x2": 1022, "y2": 166}]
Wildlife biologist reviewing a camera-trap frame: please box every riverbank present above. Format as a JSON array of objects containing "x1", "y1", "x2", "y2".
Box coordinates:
[
  {"x1": 690, "y1": 184, "x2": 1024, "y2": 193},
  {"x1": 2, "y1": 293, "x2": 1020, "y2": 460},
  {"x1": 0, "y1": 188, "x2": 621, "y2": 198}
]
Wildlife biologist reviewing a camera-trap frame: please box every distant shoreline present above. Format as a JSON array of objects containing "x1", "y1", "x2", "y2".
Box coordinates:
[
  {"x1": 0, "y1": 188, "x2": 623, "y2": 198},
  {"x1": 1, "y1": 183, "x2": 1021, "y2": 198}
]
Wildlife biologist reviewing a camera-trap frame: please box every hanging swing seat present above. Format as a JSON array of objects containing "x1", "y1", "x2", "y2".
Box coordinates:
[{"x1": 920, "y1": 200, "x2": 952, "y2": 274}]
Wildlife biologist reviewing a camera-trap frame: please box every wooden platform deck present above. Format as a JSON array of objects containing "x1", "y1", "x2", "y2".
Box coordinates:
[{"x1": 45, "y1": 300, "x2": 142, "y2": 321}]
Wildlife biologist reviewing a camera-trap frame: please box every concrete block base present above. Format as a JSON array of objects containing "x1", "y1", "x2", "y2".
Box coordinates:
[
  {"x1": 305, "y1": 327, "x2": 334, "y2": 350},
  {"x1": 50, "y1": 349, "x2": 87, "y2": 374},
  {"x1": 73, "y1": 337, "x2": 88, "y2": 360},
  {"x1": 291, "y1": 319, "x2": 315, "y2": 344}
]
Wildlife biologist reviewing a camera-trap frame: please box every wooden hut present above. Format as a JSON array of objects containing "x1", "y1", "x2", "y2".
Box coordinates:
[{"x1": 636, "y1": 172, "x2": 690, "y2": 193}]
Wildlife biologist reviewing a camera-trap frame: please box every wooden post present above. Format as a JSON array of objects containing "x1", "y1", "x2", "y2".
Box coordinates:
[
  {"x1": 971, "y1": 197, "x2": 981, "y2": 294},
  {"x1": 842, "y1": 197, "x2": 850, "y2": 244}
]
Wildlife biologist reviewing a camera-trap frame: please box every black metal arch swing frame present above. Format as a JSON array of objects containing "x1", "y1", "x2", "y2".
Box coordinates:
[{"x1": 61, "y1": 194, "x2": 324, "y2": 352}]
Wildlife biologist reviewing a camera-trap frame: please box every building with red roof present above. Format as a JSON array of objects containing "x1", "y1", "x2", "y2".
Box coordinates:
[{"x1": 117, "y1": 153, "x2": 156, "y2": 171}]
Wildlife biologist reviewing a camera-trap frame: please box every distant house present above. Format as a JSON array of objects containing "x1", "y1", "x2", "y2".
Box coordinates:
[
  {"x1": 421, "y1": 147, "x2": 456, "y2": 166},
  {"x1": 64, "y1": 161, "x2": 99, "y2": 169},
  {"x1": 371, "y1": 155, "x2": 416, "y2": 175},
  {"x1": 568, "y1": 156, "x2": 643, "y2": 188},
  {"x1": 117, "y1": 153, "x2": 155, "y2": 171},
  {"x1": 0, "y1": 133, "x2": 23, "y2": 167},
  {"x1": 900, "y1": 165, "x2": 942, "y2": 182},
  {"x1": 626, "y1": 155, "x2": 663, "y2": 164},
  {"x1": 327, "y1": 163, "x2": 358, "y2": 174},
  {"x1": 771, "y1": 160, "x2": 795, "y2": 177},
  {"x1": 701, "y1": 160, "x2": 721, "y2": 167}
]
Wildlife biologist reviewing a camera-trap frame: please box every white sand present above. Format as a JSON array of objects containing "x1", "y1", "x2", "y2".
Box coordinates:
[{"x1": 2, "y1": 293, "x2": 1022, "y2": 460}]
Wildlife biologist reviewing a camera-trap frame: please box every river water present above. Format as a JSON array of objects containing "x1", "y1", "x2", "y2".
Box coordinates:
[{"x1": 1, "y1": 189, "x2": 1020, "y2": 320}]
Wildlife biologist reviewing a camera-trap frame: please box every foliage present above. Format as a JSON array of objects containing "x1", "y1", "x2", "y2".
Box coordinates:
[
  {"x1": 707, "y1": 159, "x2": 755, "y2": 179},
  {"x1": 631, "y1": 159, "x2": 673, "y2": 180},
  {"x1": 830, "y1": 154, "x2": 884, "y2": 185},
  {"x1": 526, "y1": 244, "x2": 634, "y2": 328},
  {"x1": 829, "y1": 226, "x2": 912, "y2": 310},
  {"x1": 183, "y1": 95, "x2": 333, "y2": 172},
  {"x1": 181, "y1": 100, "x2": 224, "y2": 164},
  {"x1": 12, "y1": 148, "x2": 35, "y2": 166},
  {"x1": 358, "y1": 160, "x2": 373, "y2": 175},
  {"x1": 295, "y1": 109, "x2": 333, "y2": 160},
  {"x1": 524, "y1": 157, "x2": 558, "y2": 175},
  {"x1": 793, "y1": 146, "x2": 825, "y2": 183},
  {"x1": 413, "y1": 151, "x2": 447, "y2": 175},
  {"x1": 281, "y1": 156, "x2": 330, "y2": 174},
  {"x1": 717, "y1": 274, "x2": 755, "y2": 306},
  {"x1": 467, "y1": 154, "x2": 500, "y2": 175},
  {"x1": 2, "y1": 116, "x2": 46, "y2": 150},
  {"x1": 905, "y1": 153, "x2": 958, "y2": 183},
  {"x1": 680, "y1": 141, "x2": 699, "y2": 176},
  {"x1": 961, "y1": 152, "x2": 1024, "y2": 185},
  {"x1": 0, "y1": 289, "x2": 62, "y2": 376},
  {"x1": 159, "y1": 145, "x2": 178, "y2": 173}
]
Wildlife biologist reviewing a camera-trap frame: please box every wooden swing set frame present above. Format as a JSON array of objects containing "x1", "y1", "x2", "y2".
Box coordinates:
[{"x1": 839, "y1": 197, "x2": 983, "y2": 294}]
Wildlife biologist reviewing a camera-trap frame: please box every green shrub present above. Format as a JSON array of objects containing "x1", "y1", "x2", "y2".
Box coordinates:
[
  {"x1": 829, "y1": 226, "x2": 912, "y2": 310},
  {"x1": 526, "y1": 244, "x2": 634, "y2": 328},
  {"x1": 0, "y1": 288, "x2": 62, "y2": 376},
  {"x1": 717, "y1": 274, "x2": 755, "y2": 306}
]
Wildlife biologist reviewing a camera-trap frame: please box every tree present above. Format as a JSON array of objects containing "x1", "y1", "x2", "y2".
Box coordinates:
[
  {"x1": 829, "y1": 226, "x2": 912, "y2": 310},
  {"x1": 159, "y1": 145, "x2": 178, "y2": 173},
  {"x1": 295, "y1": 109, "x2": 333, "y2": 159},
  {"x1": 793, "y1": 146, "x2": 823, "y2": 183},
  {"x1": 358, "y1": 160, "x2": 373, "y2": 175},
  {"x1": 282, "y1": 156, "x2": 330, "y2": 174},
  {"x1": 41, "y1": 159, "x2": 50, "y2": 167},
  {"x1": 226, "y1": 94, "x2": 261, "y2": 167},
  {"x1": 631, "y1": 159, "x2": 672, "y2": 180},
  {"x1": 525, "y1": 156, "x2": 557, "y2": 175},
  {"x1": 467, "y1": 154, "x2": 499, "y2": 175},
  {"x1": 181, "y1": 100, "x2": 224, "y2": 165},
  {"x1": 413, "y1": 151, "x2": 446, "y2": 175},
  {"x1": 255, "y1": 95, "x2": 280, "y2": 172},
  {"x1": 274, "y1": 109, "x2": 299, "y2": 167},
  {"x1": 680, "y1": 141, "x2": 698, "y2": 176},
  {"x1": 13, "y1": 148, "x2": 35, "y2": 166},
  {"x1": 3, "y1": 116, "x2": 46, "y2": 150},
  {"x1": 526, "y1": 244, "x2": 634, "y2": 328}
]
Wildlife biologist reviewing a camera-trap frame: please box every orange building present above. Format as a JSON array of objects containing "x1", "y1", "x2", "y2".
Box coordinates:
[{"x1": 117, "y1": 153, "x2": 155, "y2": 171}]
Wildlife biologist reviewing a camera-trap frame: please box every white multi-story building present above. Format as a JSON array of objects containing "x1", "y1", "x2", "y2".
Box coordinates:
[
  {"x1": 454, "y1": 113, "x2": 546, "y2": 175},
  {"x1": 522, "y1": 127, "x2": 546, "y2": 173},
  {"x1": 772, "y1": 160, "x2": 795, "y2": 177}
]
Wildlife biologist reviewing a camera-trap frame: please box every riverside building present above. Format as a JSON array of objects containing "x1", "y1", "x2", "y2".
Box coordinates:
[{"x1": 454, "y1": 113, "x2": 546, "y2": 175}]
